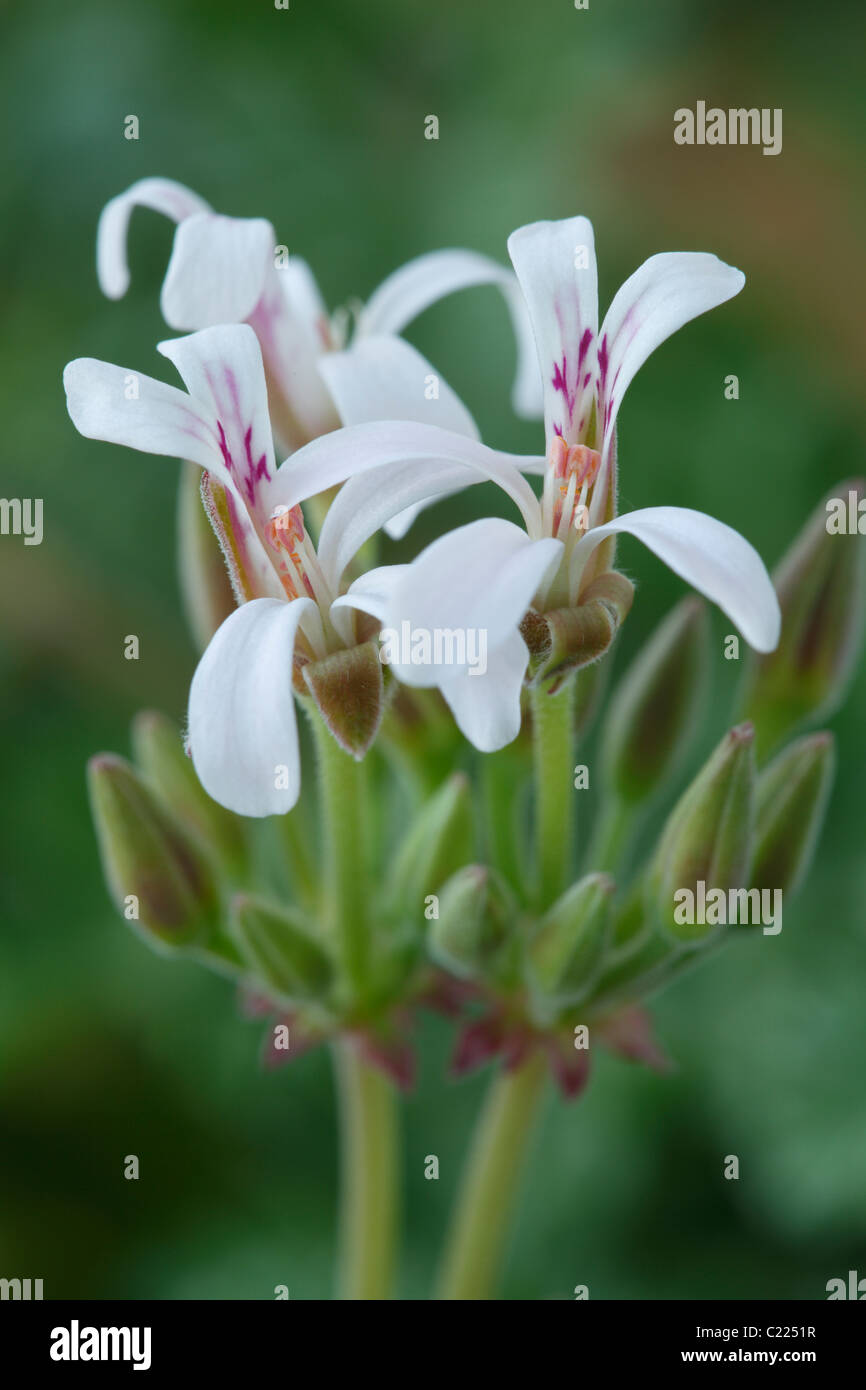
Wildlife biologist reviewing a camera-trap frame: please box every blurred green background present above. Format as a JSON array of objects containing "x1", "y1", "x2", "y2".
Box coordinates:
[{"x1": 1, "y1": 0, "x2": 865, "y2": 1299}]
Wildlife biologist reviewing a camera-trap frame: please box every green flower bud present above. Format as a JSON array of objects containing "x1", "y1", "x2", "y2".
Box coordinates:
[
  {"x1": 751, "y1": 732, "x2": 835, "y2": 898},
  {"x1": 87, "y1": 754, "x2": 218, "y2": 948},
  {"x1": 601, "y1": 597, "x2": 708, "y2": 804},
  {"x1": 741, "y1": 479, "x2": 865, "y2": 759},
  {"x1": 302, "y1": 640, "x2": 385, "y2": 759},
  {"x1": 388, "y1": 773, "x2": 474, "y2": 913},
  {"x1": 230, "y1": 894, "x2": 333, "y2": 1002},
  {"x1": 428, "y1": 866, "x2": 513, "y2": 981},
  {"x1": 527, "y1": 872, "x2": 614, "y2": 1003},
  {"x1": 132, "y1": 710, "x2": 246, "y2": 875},
  {"x1": 177, "y1": 464, "x2": 238, "y2": 653},
  {"x1": 646, "y1": 723, "x2": 755, "y2": 944}
]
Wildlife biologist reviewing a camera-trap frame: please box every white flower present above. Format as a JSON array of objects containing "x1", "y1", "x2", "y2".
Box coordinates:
[
  {"x1": 279, "y1": 215, "x2": 781, "y2": 751},
  {"x1": 63, "y1": 324, "x2": 533, "y2": 811},
  {"x1": 96, "y1": 177, "x2": 541, "y2": 452}
]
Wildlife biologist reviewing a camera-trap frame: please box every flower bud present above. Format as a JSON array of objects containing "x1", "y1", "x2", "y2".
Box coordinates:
[
  {"x1": 132, "y1": 710, "x2": 246, "y2": 875},
  {"x1": 751, "y1": 732, "x2": 835, "y2": 898},
  {"x1": 388, "y1": 773, "x2": 474, "y2": 912},
  {"x1": 527, "y1": 872, "x2": 614, "y2": 1003},
  {"x1": 601, "y1": 597, "x2": 708, "y2": 804},
  {"x1": 87, "y1": 753, "x2": 218, "y2": 947},
  {"x1": 646, "y1": 723, "x2": 755, "y2": 944},
  {"x1": 177, "y1": 464, "x2": 238, "y2": 652},
  {"x1": 428, "y1": 866, "x2": 513, "y2": 981},
  {"x1": 302, "y1": 640, "x2": 385, "y2": 759},
  {"x1": 230, "y1": 894, "x2": 333, "y2": 1002},
  {"x1": 741, "y1": 479, "x2": 865, "y2": 759}
]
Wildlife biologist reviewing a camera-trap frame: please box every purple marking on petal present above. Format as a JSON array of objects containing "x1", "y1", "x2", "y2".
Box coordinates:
[
  {"x1": 577, "y1": 327, "x2": 593, "y2": 374},
  {"x1": 216, "y1": 420, "x2": 234, "y2": 476},
  {"x1": 242, "y1": 424, "x2": 271, "y2": 505},
  {"x1": 597, "y1": 333, "x2": 610, "y2": 393},
  {"x1": 551, "y1": 354, "x2": 577, "y2": 424}
]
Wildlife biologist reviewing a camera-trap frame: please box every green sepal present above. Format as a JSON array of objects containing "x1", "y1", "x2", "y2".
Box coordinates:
[
  {"x1": 387, "y1": 773, "x2": 474, "y2": 916},
  {"x1": 601, "y1": 597, "x2": 708, "y2": 804},
  {"x1": 521, "y1": 571, "x2": 634, "y2": 691},
  {"x1": 302, "y1": 640, "x2": 386, "y2": 759},
  {"x1": 527, "y1": 872, "x2": 615, "y2": 1002},
  {"x1": 428, "y1": 865, "x2": 516, "y2": 983},
  {"x1": 87, "y1": 753, "x2": 218, "y2": 949},
  {"x1": 132, "y1": 709, "x2": 246, "y2": 877},
  {"x1": 740, "y1": 478, "x2": 865, "y2": 760},
  {"x1": 751, "y1": 731, "x2": 835, "y2": 898},
  {"x1": 645, "y1": 723, "x2": 756, "y2": 945}
]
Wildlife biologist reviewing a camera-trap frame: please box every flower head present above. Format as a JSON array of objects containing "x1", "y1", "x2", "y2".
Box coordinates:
[
  {"x1": 66, "y1": 324, "x2": 486, "y2": 815},
  {"x1": 281, "y1": 215, "x2": 780, "y2": 749}
]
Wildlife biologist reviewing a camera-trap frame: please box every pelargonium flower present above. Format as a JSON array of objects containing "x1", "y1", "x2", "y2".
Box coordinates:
[
  {"x1": 96, "y1": 177, "x2": 541, "y2": 454},
  {"x1": 63, "y1": 323, "x2": 535, "y2": 812},
  {"x1": 277, "y1": 215, "x2": 781, "y2": 749}
]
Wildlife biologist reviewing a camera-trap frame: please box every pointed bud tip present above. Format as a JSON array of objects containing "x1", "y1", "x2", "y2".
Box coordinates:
[
  {"x1": 88, "y1": 752, "x2": 124, "y2": 778},
  {"x1": 728, "y1": 722, "x2": 754, "y2": 746}
]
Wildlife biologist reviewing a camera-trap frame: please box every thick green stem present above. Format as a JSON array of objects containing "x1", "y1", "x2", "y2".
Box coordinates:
[
  {"x1": 309, "y1": 714, "x2": 400, "y2": 1298},
  {"x1": 435, "y1": 1051, "x2": 547, "y2": 1300},
  {"x1": 334, "y1": 1039, "x2": 399, "y2": 1300},
  {"x1": 309, "y1": 710, "x2": 371, "y2": 998},
  {"x1": 531, "y1": 680, "x2": 576, "y2": 909}
]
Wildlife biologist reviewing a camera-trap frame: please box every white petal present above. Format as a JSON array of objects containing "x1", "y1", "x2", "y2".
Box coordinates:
[
  {"x1": 270, "y1": 420, "x2": 544, "y2": 567},
  {"x1": 96, "y1": 177, "x2": 211, "y2": 300},
  {"x1": 319, "y1": 335, "x2": 482, "y2": 540},
  {"x1": 382, "y1": 519, "x2": 562, "y2": 685},
  {"x1": 319, "y1": 335, "x2": 479, "y2": 438},
  {"x1": 597, "y1": 251, "x2": 745, "y2": 454},
  {"x1": 335, "y1": 564, "x2": 411, "y2": 622},
  {"x1": 158, "y1": 325, "x2": 276, "y2": 524},
  {"x1": 439, "y1": 627, "x2": 531, "y2": 752},
  {"x1": 188, "y1": 597, "x2": 315, "y2": 817},
  {"x1": 63, "y1": 355, "x2": 227, "y2": 479},
  {"x1": 317, "y1": 456, "x2": 487, "y2": 591},
  {"x1": 250, "y1": 266, "x2": 338, "y2": 441},
  {"x1": 359, "y1": 248, "x2": 543, "y2": 418},
  {"x1": 279, "y1": 258, "x2": 331, "y2": 341},
  {"x1": 507, "y1": 217, "x2": 598, "y2": 448},
  {"x1": 329, "y1": 564, "x2": 410, "y2": 645},
  {"x1": 161, "y1": 214, "x2": 275, "y2": 329},
  {"x1": 572, "y1": 506, "x2": 780, "y2": 652}
]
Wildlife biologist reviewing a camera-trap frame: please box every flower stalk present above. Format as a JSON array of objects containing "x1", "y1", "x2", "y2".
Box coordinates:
[
  {"x1": 531, "y1": 680, "x2": 576, "y2": 910},
  {"x1": 335, "y1": 1039, "x2": 399, "y2": 1301},
  {"x1": 435, "y1": 1050, "x2": 547, "y2": 1301},
  {"x1": 308, "y1": 706, "x2": 372, "y2": 1003}
]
